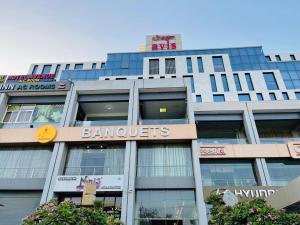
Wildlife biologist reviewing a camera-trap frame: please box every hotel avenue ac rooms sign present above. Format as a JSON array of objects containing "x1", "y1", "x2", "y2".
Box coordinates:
[{"x1": 0, "y1": 124, "x2": 197, "y2": 144}]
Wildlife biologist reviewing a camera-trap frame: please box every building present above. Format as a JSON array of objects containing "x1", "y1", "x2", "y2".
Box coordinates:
[{"x1": 1, "y1": 34, "x2": 300, "y2": 225}]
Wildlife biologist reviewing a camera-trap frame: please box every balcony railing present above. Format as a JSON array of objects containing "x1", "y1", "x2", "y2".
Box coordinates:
[
  {"x1": 137, "y1": 165, "x2": 193, "y2": 177},
  {"x1": 259, "y1": 137, "x2": 300, "y2": 144},
  {"x1": 64, "y1": 166, "x2": 124, "y2": 175},
  {"x1": 0, "y1": 122, "x2": 59, "y2": 129},
  {"x1": 198, "y1": 138, "x2": 248, "y2": 145},
  {"x1": 74, "y1": 120, "x2": 127, "y2": 127},
  {"x1": 202, "y1": 178, "x2": 257, "y2": 187},
  {"x1": 0, "y1": 168, "x2": 48, "y2": 179},
  {"x1": 140, "y1": 119, "x2": 188, "y2": 125}
]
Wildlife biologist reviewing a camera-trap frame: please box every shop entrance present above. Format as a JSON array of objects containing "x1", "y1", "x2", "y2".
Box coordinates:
[{"x1": 151, "y1": 220, "x2": 183, "y2": 225}]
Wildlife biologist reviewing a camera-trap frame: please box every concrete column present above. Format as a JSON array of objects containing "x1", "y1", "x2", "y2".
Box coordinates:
[
  {"x1": 0, "y1": 93, "x2": 8, "y2": 122},
  {"x1": 61, "y1": 82, "x2": 78, "y2": 127},
  {"x1": 185, "y1": 78, "x2": 208, "y2": 225},
  {"x1": 125, "y1": 81, "x2": 139, "y2": 225}
]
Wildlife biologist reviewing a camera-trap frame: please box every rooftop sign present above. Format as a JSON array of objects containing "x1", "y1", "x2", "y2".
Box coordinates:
[{"x1": 145, "y1": 34, "x2": 182, "y2": 51}]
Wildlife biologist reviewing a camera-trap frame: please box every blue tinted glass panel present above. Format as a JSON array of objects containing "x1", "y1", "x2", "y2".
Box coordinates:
[
  {"x1": 263, "y1": 72, "x2": 279, "y2": 90},
  {"x1": 42, "y1": 65, "x2": 51, "y2": 74},
  {"x1": 295, "y1": 92, "x2": 300, "y2": 100},
  {"x1": 196, "y1": 95, "x2": 202, "y2": 102},
  {"x1": 212, "y1": 56, "x2": 225, "y2": 72},
  {"x1": 256, "y1": 93, "x2": 264, "y2": 101},
  {"x1": 197, "y1": 57, "x2": 204, "y2": 73},
  {"x1": 245, "y1": 73, "x2": 254, "y2": 91},
  {"x1": 233, "y1": 74, "x2": 242, "y2": 91},
  {"x1": 55, "y1": 64, "x2": 61, "y2": 75},
  {"x1": 221, "y1": 74, "x2": 229, "y2": 92},
  {"x1": 32, "y1": 65, "x2": 38, "y2": 75},
  {"x1": 74, "y1": 64, "x2": 83, "y2": 70},
  {"x1": 186, "y1": 57, "x2": 193, "y2": 73},
  {"x1": 92, "y1": 63, "x2": 97, "y2": 69},
  {"x1": 213, "y1": 94, "x2": 225, "y2": 102},
  {"x1": 238, "y1": 94, "x2": 251, "y2": 101},
  {"x1": 65, "y1": 64, "x2": 70, "y2": 70},
  {"x1": 282, "y1": 92, "x2": 289, "y2": 100},
  {"x1": 210, "y1": 75, "x2": 217, "y2": 92},
  {"x1": 269, "y1": 93, "x2": 276, "y2": 100}
]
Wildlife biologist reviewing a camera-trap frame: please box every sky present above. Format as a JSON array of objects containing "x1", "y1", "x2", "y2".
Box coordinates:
[{"x1": 0, "y1": 0, "x2": 299, "y2": 74}]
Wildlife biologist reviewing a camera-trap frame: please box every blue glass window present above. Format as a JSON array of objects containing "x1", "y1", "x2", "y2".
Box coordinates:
[
  {"x1": 32, "y1": 65, "x2": 38, "y2": 75},
  {"x1": 196, "y1": 95, "x2": 202, "y2": 102},
  {"x1": 295, "y1": 92, "x2": 300, "y2": 100},
  {"x1": 210, "y1": 75, "x2": 217, "y2": 92},
  {"x1": 165, "y1": 58, "x2": 176, "y2": 74},
  {"x1": 256, "y1": 93, "x2": 264, "y2": 101},
  {"x1": 55, "y1": 64, "x2": 61, "y2": 75},
  {"x1": 265, "y1": 56, "x2": 271, "y2": 62},
  {"x1": 275, "y1": 55, "x2": 281, "y2": 61},
  {"x1": 186, "y1": 57, "x2": 193, "y2": 73},
  {"x1": 197, "y1": 57, "x2": 204, "y2": 73},
  {"x1": 264, "y1": 72, "x2": 279, "y2": 90},
  {"x1": 42, "y1": 65, "x2": 51, "y2": 74},
  {"x1": 269, "y1": 93, "x2": 276, "y2": 101},
  {"x1": 245, "y1": 73, "x2": 254, "y2": 91},
  {"x1": 92, "y1": 63, "x2": 97, "y2": 69},
  {"x1": 101, "y1": 63, "x2": 105, "y2": 69},
  {"x1": 282, "y1": 92, "x2": 289, "y2": 100},
  {"x1": 65, "y1": 64, "x2": 70, "y2": 70},
  {"x1": 233, "y1": 74, "x2": 242, "y2": 91},
  {"x1": 238, "y1": 94, "x2": 251, "y2": 101},
  {"x1": 212, "y1": 56, "x2": 225, "y2": 72},
  {"x1": 221, "y1": 74, "x2": 229, "y2": 92},
  {"x1": 290, "y1": 55, "x2": 296, "y2": 61},
  {"x1": 149, "y1": 59, "x2": 159, "y2": 75},
  {"x1": 213, "y1": 94, "x2": 225, "y2": 102},
  {"x1": 74, "y1": 64, "x2": 83, "y2": 70}
]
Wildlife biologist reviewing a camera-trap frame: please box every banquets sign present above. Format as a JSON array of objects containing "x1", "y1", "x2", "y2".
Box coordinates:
[{"x1": 54, "y1": 175, "x2": 123, "y2": 192}]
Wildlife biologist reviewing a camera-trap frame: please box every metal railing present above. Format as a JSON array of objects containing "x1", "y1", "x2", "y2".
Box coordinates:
[
  {"x1": 259, "y1": 137, "x2": 300, "y2": 144},
  {"x1": 0, "y1": 168, "x2": 48, "y2": 179},
  {"x1": 137, "y1": 165, "x2": 193, "y2": 176},
  {"x1": 74, "y1": 120, "x2": 127, "y2": 127},
  {"x1": 140, "y1": 119, "x2": 188, "y2": 125},
  {"x1": 64, "y1": 166, "x2": 123, "y2": 175},
  {"x1": 197, "y1": 138, "x2": 248, "y2": 144},
  {"x1": 202, "y1": 178, "x2": 257, "y2": 187},
  {"x1": 0, "y1": 122, "x2": 59, "y2": 129}
]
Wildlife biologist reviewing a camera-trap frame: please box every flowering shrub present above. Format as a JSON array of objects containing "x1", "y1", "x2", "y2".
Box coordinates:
[
  {"x1": 206, "y1": 194, "x2": 300, "y2": 225},
  {"x1": 22, "y1": 199, "x2": 122, "y2": 225}
]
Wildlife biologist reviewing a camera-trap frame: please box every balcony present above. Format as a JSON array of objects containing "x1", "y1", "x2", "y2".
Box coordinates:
[
  {"x1": 74, "y1": 120, "x2": 127, "y2": 127},
  {"x1": 198, "y1": 138, "x2": 248, "y2": 145},
  {"x1": 64, "y1": 166, "x2": 123, "y2": 176},
  {"x1": 0, "y1": 122, "x2": 60, "y2": 129}
]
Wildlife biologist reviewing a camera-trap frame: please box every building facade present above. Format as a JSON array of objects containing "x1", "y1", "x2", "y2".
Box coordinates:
[{"x1": 1, "y1": 35, "x2": 300, "y2": 225}]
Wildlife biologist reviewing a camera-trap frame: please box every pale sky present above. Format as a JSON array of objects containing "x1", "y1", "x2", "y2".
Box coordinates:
[{"x1": 0, "y1": 0, "x2": 299, "y2": 74}]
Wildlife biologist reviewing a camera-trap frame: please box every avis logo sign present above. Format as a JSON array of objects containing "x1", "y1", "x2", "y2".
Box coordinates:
[{"x1": 151, "y1": 35, "x2": 177, "y2": 51}]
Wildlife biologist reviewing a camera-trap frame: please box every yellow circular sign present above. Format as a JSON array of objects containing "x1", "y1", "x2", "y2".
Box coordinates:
[{"x1": 36, "y1": 125, "x2": 57, "y2": 144}]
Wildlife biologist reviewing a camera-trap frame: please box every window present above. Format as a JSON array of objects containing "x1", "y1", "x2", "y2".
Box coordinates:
[
  {"x1": 269, "y1": 93, "x2": 276, "y2": 101},
  {"x1": 296, "y1": 92, "x2": 300, "y2": 100},
  {"x1": 263, "y1": 72, "x2": 279, "y2": 90},
  {"x1": 92, "y1": 63, "x2": 97, "y2": 69},
  {"x1": 238, "y1": 94, "x2": 251, "y2": 101},
  {"x1": 42, "y1": 65, "x2": 51, "y2": 74},
  {"x1": 275, "y1": 55, "x2": 281, "y2": 61},
  {"x1": 265, "y1": 56, "x2": 271, "y2": 62},
  {"x1": 210, "y1": 75, "x2": 217, "y2": 92},
  {"x1": 64, "y1": 145, "x2": 125, "y2": 175},
  {"x1": 233, "y1": 74, "x2": 242, "y2": 91},
  {"x1": 256, "y1": 93, "x2": 264, "y2": 101},
  {"x1": 54, "y1": 64, "x2": 61, "y2": 75},
  {"x1": 221, "y1": 74, "x2": 229, "y2": 92},
  {"x1": 266, "y1": 159, "x2": 300, "y2": 186},
  {"x1": 290, "y1": 55, "x2": 296, "y2": 61},
  {"x1": 165, "y1": 58, "x2": 176, "y2": 74},
  {"x1": 149, "y1": 59, "x2": 159, "y2": 75},
  {"x1": 197, "y1": 57, "x2": 204, "y2": 73},
  {"x1": 32, "y1": 65, "x2": 38, "y2": 74},
  {"x1": 101, "y1": 63, "x2": 106, "y2": 68},
  {"x1": 196, "y1": 95, "x2": 202, "y2": 102},
  {"x1": 0, "y1": 146, "x2": 52, "y2": 178},
  {"x1": 212, "y1": 56, "x2": 225, "y2": 72},
  {"x1": 201, "y1": 159, "x2": 257, "y2": 186},
  {"x1": 282, "y1": 92, "x2": 289, "y2": 100},
  {"x1": 74, "y1": 64, "x2": 83, "y2": 70},
  {"x1": 213, "y1": 94, "x2": 225, "y2": 102},
  {"x1": 135, "y1": 190, "x2": 198, "y2": 225},
  {"x1": 65, "y1": 64, "x2": 70, "y2": 70},
  {"x1": 186, "y1": 57, "x2": 193, "y2": 73},
  {"x1": 245, "y1": 73, "x2": 254, "y2": 91},
  {"x1": 137, "y1": 144, "x2": 193, "y2": 177}
]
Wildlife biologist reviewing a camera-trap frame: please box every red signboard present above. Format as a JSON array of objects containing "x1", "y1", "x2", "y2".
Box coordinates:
[
  {"x1": 6, "y1": 74, "x2": 55, "y2": 83},
  {"x1": 151, "y1": 35, "x2": 177, "y2": 51}
]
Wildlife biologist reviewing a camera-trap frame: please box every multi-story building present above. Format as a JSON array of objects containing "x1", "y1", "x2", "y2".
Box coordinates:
[{"x1": 1, "y1": 35, "x2": 300, "y2": 225}]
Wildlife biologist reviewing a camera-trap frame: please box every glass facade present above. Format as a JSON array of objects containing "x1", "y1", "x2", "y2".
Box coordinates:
[
  {"x1": 135, "y1": 190, "x2": 198, "y2": 225},
  {"x1": 266, "y1": 159, "x2": 300, "y2": 186},
  {"x1": 64, "y1": 145, "x2": 125, "y2": 175},
  {"x1": 264, "y1": 72, "x2": 279, "y2": 90},
  {"x1": 0, "y1": 147, "x2": 52, "y2": 178},
  {"x1": 212, "y1": 56, "x2": 225, "y2": 72},
  {"x1": 200, "y1": 159, "x2": 257, "y2": 186},
  {"x1": 137, "y1": 144, "x2": 193, "y2": 177}
]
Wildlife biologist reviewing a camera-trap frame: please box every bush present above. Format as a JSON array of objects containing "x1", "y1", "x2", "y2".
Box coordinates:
[
  {"x1": 22, "y1": 199, "x2": 123, "y2": 225},
  {"x1": 206, "y1": 194, "x2": 300, "y2": 225}
]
